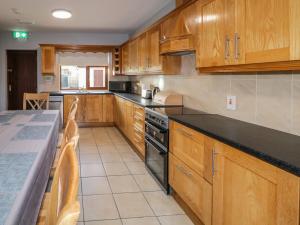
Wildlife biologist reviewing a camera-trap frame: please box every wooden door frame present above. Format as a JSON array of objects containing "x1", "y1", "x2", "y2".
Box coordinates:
[{"x1": 6, "y1": 50, "x2": 38, "y2": 110}]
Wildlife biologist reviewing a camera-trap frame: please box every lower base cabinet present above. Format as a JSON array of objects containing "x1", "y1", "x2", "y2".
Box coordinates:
[
  {"x1": 63, "y1": 94, "x2": 114, "y2": 126},
  {"x1": 169, "y1": 120, "x2": 300, "y2": 225},
  {"x1": 169, "y1": 154, "x2": 212, "y2": 225},
  {"x1": 213, "y1": 142, "x2": 300, "y2": 225}
]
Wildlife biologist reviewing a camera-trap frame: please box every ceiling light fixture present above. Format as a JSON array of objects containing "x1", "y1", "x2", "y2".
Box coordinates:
[{"x1": 52, "y1": 9, "x2": 72, "y2": 19}]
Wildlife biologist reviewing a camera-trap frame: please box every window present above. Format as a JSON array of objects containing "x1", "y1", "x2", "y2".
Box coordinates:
[{"x1": 60, "y1": 65, "x2": 108, "y2": 90}]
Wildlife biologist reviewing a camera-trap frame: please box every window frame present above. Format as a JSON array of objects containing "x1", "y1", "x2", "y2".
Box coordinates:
[{"x1": 60, "y1": 65, "x2": 108, "y2": 90}]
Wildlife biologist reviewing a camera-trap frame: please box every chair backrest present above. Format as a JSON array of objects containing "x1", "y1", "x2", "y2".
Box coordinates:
[
  {"x1": 23, "y1": 93, "x2": 50, "y2": 110},
  {"x1": 61, "y1": 119, "x2": 79, "y2": 150},
  {"x1": 68, "y1": 97, "x2": 79, "y2": 121},
  {"x1": 56, "y1": 201, "x2": 80, "y2": 225},
  {"x1": 47, "y1": 142, "x2": 79, "y2": 225}
]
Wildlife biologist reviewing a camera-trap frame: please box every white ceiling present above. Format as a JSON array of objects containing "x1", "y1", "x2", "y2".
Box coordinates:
[{"x1": 0, "y1": 0, "x2": 173, "y2": 33}]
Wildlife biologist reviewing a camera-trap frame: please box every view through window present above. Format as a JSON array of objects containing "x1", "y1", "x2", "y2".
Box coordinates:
[{"x1": 61, "y1": 65, "x2": 108, "y2": 90}]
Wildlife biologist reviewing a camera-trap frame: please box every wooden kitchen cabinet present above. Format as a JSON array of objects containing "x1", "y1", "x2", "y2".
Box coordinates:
[
  {"x1": 85, "y1": 95, "x2": 103, "y2": 122},
  {"x1": 64, "y1": 94, "x2": 115, "y2": 126},
  {"x1": 121, "y1": 43, "x2": 130, "y2": 74},
  {"x1": 147, "y1": 26, "x2": 163, "y2": 73},
  {"x1": 169, "y1": 154, "x2": 212, "y2": 225},
  {"x1": 125, "y1": 101, "x2": 134, "y2": 142},
  {"x1": 170, "y1": 121, "x2": 213, "y2": 184},
  {"x1": 103, "y1": 94, "x2": 114, "y2": 123},
  {"x1": 138, "y1": 33, "x2": 149, "y2": 73},
  {"x1": 132, "y1": 104, "x2": 145, "y2": 156},
  {"x1": 40, "y1": 45, "x2": 56, "y2": 75},
  {"x1": 128, "y1": 39, "x2": 139, "y2": 74},
  {"x1": 197, "y1": 0, "x2": 225, "y2": 68},
  {"x1": 63, "y1": 95, "x2": 85, "y2": 125},
  {"x1": 213, "y1": 142, "x2": 300, "y2": 225}
]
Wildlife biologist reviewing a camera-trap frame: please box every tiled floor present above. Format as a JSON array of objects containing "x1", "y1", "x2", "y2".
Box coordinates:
[{"x1": 77, "y1": 127, "x2": 194, "y2": 225}]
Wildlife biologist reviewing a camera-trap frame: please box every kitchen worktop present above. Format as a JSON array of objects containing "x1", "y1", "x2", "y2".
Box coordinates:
[
  {"x1": 169, "y1": 114, "x2": 300, "y2": 177},
  {"x1": 49, "y1": 91, "x2": 161, "y2": 107}
]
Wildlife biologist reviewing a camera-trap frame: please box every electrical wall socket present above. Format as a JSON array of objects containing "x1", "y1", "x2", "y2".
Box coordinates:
[{"x1": 227, "y1": 96, "x2": 237, "y2": 110}]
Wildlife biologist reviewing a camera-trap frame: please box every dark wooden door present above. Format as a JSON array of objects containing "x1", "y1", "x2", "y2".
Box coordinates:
[{"x1": 7, "y1": 50, "x2": 37, "y2": 110}]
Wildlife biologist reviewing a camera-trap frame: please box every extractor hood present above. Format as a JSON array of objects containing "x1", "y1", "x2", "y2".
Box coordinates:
[{"x1": 159, "y1": 34, "x2": 195, "y2": 56}]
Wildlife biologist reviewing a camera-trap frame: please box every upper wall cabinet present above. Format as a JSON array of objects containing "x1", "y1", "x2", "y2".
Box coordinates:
[
  {"x1": 40, "y1": 45, "x2": 56, "y2": 75},
  {"x1": 197, "y1": 0, "x2": 300, "y2": 71},
  {"x1": 160, "y1": 2, "x2": 198, "y2": 55}
]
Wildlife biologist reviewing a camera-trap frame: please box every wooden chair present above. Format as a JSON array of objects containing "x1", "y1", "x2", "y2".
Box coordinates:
[
  {"x1": 37, "y1": 142, "x2": 80, "y2": 225},
  {"x1": 23, "y1": 93, "x2": 50, "y2": 110},
  {"x1": 51, "y1": 119, "x2": 79, "y2": 177},
  {"x1": 57, "y1": 97, "x2": 79, "y2": 148},
  {"x1": 68, "y1": 97, "x2": 79, "y2": 121}
]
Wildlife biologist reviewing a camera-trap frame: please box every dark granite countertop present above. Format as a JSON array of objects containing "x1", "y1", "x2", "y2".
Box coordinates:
[
  {"x1": 49, "y1": 91, "x2": 160, "y2": 107},
  {"x1": 114, "y1": 93, "x2": 162, "y2": 107},
  {"x1": 169, "y1": 114, "x2": 300, "y2": 177},
  {"x1": 49, "y1": 90, "x2": 113, "y2": 96}
]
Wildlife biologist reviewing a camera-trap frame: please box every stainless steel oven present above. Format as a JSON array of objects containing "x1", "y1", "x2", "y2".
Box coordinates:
[{"x1": 145, "y1": 108, "x2": 170, "y2": 193}]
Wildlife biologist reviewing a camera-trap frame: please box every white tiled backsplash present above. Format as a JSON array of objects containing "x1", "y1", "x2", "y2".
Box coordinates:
[{"x1": 131, "y1": 55, "x2": 300, "y2": 136}]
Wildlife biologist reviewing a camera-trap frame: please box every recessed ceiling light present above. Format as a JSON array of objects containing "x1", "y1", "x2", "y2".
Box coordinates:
[{"x1": 52, "y1": 9, "x2": 72, "y2": 19}]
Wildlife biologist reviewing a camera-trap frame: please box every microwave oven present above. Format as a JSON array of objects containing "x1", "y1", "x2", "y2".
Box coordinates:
[{"x1": 109, "y1": 81, "x2": 131, "y2": 93}]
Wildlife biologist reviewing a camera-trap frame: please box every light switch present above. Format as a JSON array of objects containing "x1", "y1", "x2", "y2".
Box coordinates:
[{"x1": 227, "y1": 96, "x2": 237, "y2": 110}]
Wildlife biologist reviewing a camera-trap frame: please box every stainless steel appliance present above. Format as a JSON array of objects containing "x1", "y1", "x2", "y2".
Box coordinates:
[
  {"x1": 151, "y1": 87, "x2": 160, "y2": 99},
  {"x1": 109, "y1": 81, "x2": 131, "y2": 93},
  {"x1": 145, "y1": 106, "x2": 206, "y2": 194},
  {"x1": 49, "y1": 95, "x2": 63, "y2": 124}
]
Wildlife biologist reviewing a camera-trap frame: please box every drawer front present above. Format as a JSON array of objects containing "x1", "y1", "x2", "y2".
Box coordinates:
[
  {"x1": 134, "y1": 105, "x2": 145, "y2": 121},
  {"x1": 133, "y1": 128, "x2": 145, "y2": 156},
  {"x1": 170, "y1": 121, "x2": 213, "y2": 183},
  {"x1": 169, "y1": 154, "x2": 212, "y2": 225}
]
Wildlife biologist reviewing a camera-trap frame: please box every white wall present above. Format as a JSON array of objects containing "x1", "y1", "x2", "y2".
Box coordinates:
[{"x1": 0, "y1": 31, "x2": 129, "y2": 110}]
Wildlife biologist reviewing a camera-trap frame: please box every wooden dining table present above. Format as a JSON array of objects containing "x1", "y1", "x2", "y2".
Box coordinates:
[{"x1": 0, "y1": 110, "x2": 60, "y2": 225}]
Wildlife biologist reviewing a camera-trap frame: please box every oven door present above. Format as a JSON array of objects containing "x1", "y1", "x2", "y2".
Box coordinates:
[
  {"x1": 145, "y1": 121, "x2": 168, "y2": 147},
  {"x1": 145, "y1": 136, "x2": 169, "y2": 193}
]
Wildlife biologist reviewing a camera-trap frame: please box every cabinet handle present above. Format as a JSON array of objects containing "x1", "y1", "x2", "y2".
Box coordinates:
[
  {"x1": 212, "y1": 147, "x2": 218, "y2": 176},
  {"x1": 177, "y1": 129, "x2": 193, "y2": 138},
  {"x1": 176, "y1": 165, "x2": 193, "y2": 178},
  {"x1": 234, "y1": 33, "x2": 240, "y2": 60},
  {"x1": 225, "y1": 35, "x2": 230, "y2": 60}
]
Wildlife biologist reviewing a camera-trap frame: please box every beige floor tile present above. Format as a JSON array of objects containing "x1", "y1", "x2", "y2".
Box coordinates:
[
  {"x1": 98, "y1": 145, "x2": 118, "y2": 153},
  {"x1": 144, "y1": 191, "x2": 184, "y2": 216},
  {"x1": 78, "y1": 179, "x2": 82, "y2": 196},
  {"x1": 81, "y1": 163, "x2": 106, "y2": 177},
  {"x1": 158, "y1": 215, "x2": 194, "y2": 225},
  {"x1": 80, "y1": 153, "x2": 101, "y2": 164},
  {"x1": 122, "y1": 217, "x2": 160, "y2": 225},
  {"x1": 115, "y1": 144, "x2": 133, "y2": 153},
  {"x1": 103, "y1": 162, "x2": 130, "y2": 176},
  {"x1": 114, "y1": 193, "x2": 154, "y2": 218},
  {"x1": 78, "y1": 196, "x2": 84, "y2": 221},
  {"x1": 80, "y1": 146, "x2": 99, "y2": 153},
  {"x1": 108, "y1": 175, "x2": 140, "y2": 193},
  {"x1": 77, "y1": 222, "x2": 84, "y2": 225},
  {"x1": 134, "y1": 174, "x2": 161, "y2": 192},
  {"x1": 83, "y1": 194, "x2": 119, "y2": 221},
  {"x1": 120, "y1": 152, "x2": 142, "y2": 162},
  {"x1": 125, "y1": 162, "x2": 148, "y2": 174},
  {"x1": 82, "y1": 177, "x2": 111, "y2": 195},
  {"x1": 85, "y1": 220, "x2": 122, "y2": 225},
  {"x1": 101, "y1": 152, "x2": 123, "y2": 163}
]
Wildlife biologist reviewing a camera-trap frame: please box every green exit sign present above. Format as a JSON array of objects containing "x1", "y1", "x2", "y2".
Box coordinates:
[{"x1": 12, "y1": 31, "x2": 29, "y2": 40}]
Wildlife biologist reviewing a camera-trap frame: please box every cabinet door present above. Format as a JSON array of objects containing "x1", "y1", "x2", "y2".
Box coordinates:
[
  {"x1": 148, "y1": 26, "x2": 162, "y2": 73},
  {"x1": 169, "y1": 154, "x2": 212, "y2": 225},
  {"x1": 170, "y1": 121, "x2": 213, "y2": 183},
  {"x1": 198, "y1": 0, "x2": 225, "y2": 67},
  {"x1": 213, "y1": 142, "x2": 300, "y2": 225},
  {"x1": 103, "y1": 95, "x2": 114, "y2": 123},
  {"x1": 125, "y1": 101, "x2": 134, "y2": 141},
  {"x1": 138, "y1": 33, "x2": 149, "y2": 73},
  {"x1": 63, "y1": 95, "x2": 86, "y2": 125},
  {"x1": 85, "y1": 95, "x2": 103, "y2": 122},
  {"x1": 244, "y1": 0, "x2": 291, "y2": 64},
  {"x1": 224, "y1": 0, "x2": 245, "y2": 65},
  {"x1": 41, "y1": 46, "x2": 55, "y2": 74},
  {"x1": 121, "y1": 44, "x2": 129, "y2": 74},
  {"x1": 129, "y1": 39, "x2": 139, "y2": 74}
]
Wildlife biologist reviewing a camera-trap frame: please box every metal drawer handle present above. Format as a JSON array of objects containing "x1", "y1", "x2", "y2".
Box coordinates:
[
  {"x1": 176, "y1": 165, "x2": 193, "y2": 178},
  {"x1": 234, "y1": 33, "x2": 240, "y2": 60},
  {"x1": 225, "y1": 35, "x2": 230, "y2": 60}
]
